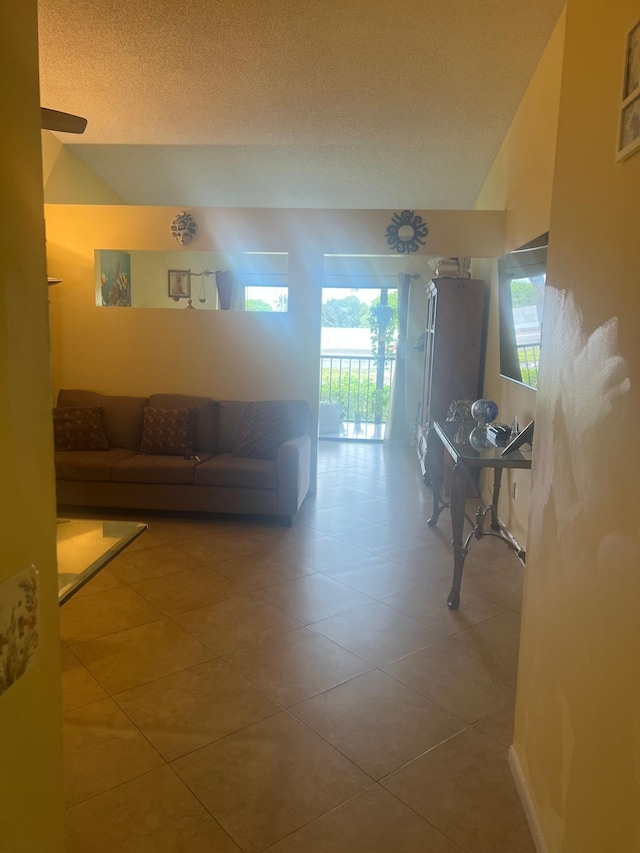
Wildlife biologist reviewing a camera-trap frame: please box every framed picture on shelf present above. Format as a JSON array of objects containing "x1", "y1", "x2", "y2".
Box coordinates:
[
  {"x1": 501, "y1": 420, "x2": 534, "y2": 457},
  {"x1": 98, "y1": 249, "x2": 131, "y2": 307},
  {"x1": 168, "y1": 269, "x2": 191, "y2": 299},
  {"x1": 617, "y1": 19, "x2": 640, "y2": 161}
]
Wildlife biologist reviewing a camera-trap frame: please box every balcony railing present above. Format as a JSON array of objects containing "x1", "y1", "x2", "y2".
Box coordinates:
[
  {"x1": 320, "y1": 355, "x2": 396, "y2": 424},
  {"x1": 517, "y1": 342, "x2": 541, "y2": 387}
]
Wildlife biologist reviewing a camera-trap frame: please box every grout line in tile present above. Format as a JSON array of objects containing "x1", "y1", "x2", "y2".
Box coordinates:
[{"x1": 62, "y1": 442, "x2": 526, "y2": 852}]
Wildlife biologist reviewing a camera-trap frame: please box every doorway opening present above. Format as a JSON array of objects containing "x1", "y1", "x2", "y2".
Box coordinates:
[
  {"x1": 319, "y1": 256, "x2": 402, "y2": 442},
  {"x1": 319, "y1": 284, "x2": 397, "y2": 441}
]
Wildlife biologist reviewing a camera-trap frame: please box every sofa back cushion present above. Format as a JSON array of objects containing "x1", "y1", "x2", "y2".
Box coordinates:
[
  {"x1": 267, "y1": 400, "x2": 310, "y2": 438},
  {"x1": 218, "y1": 399, "x2": 310, "y2": 454},
  {"x1": 148, "y1": 394, "x2": 218, "y2": 453},
  {"x1": 56, "y1": 390, "x2": 148, "y2": 450},
  {"x1": 217, "y1": 401, "x2": 249, "y2": 453}
]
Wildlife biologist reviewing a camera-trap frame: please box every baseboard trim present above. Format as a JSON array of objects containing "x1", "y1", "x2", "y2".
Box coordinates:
[{"x1": 509, "y1": 745, "x2": 548, "y2": 853}]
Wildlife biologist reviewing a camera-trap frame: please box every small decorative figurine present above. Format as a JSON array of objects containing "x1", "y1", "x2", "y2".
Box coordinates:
[{"x1": 446, "y1": 399, "x2": 474, "y2": 423}]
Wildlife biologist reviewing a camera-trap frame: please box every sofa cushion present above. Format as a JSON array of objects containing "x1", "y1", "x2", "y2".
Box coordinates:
[
  {"x1": 112, "y1": 453, "x2": 212, "y2": 484},
  {"x1": 217, "y1": 400, "x2": 249, "y2": 453},
  {"x1": 232, "y1": 403, "x2": 291, "y2": 460},
  {"x1": 273, "y1": 400, "x2": 311, "y2": 438},
  {"x1": 218, "y1": 399, "x2": 310, "y2": 453},
  {"x1": 193, "y1": 453, "x2": 277, "y2": 490},
  {"x1": 57, "y1": 390, "x2": 149, "y2": 450},
  {"x1": 53, "y1": 406, "x2": 110, "y2": 451},
  {"x1": 55, "y1": 448, "x2": 137, "y2": 481},
  {"x1": 140, "y1": 407, "x2": 196, "y2": 456},
  {"x1": 149, "y1": 394, "x2": 218, "y2": 453}
]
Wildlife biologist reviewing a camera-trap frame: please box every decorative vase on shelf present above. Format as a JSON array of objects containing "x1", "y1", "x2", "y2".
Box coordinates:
[
  {"x1": 436, "y1": 257, "x2": 460, "y2": 278},
  {"x1": 471, "y1": 398, "x2": 499, "y2": 426}
]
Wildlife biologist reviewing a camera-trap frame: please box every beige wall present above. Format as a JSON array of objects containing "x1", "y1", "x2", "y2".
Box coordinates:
[
  {"x1": 45, "y1": 206, "x2": 505, "y2": 470},
  {"x1": 473, "y1": 11, "x2": 566, "y2": 547},
  {"x1": 42, "y1": 130, "x2": 124, "y2": 203},
  {"x1": 514, "y1": 2, "x2": 640, "y2": 850},
  {"x1": 0, "y1": 5, "x2": 65, "y2": 851}
]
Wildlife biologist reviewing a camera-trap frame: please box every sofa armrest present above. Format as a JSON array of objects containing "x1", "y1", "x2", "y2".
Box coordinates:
[{"x1": 276, "y1": 434, "x2": 311, "y2": 516}]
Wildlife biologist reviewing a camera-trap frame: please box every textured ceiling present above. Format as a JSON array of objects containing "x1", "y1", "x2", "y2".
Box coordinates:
[{"x1": 38, "y1": 0, "x2": 565, "y2": 209}]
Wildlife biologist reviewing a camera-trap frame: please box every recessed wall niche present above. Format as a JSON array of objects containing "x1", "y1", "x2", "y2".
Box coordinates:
[{"x1": 94, "y1": 250, "x2": 288, "y2": 312}]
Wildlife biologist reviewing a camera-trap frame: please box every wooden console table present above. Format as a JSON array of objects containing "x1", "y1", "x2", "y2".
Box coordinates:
[{"x1": 427, "y1": 420, "x2": 532, "y2": 610}]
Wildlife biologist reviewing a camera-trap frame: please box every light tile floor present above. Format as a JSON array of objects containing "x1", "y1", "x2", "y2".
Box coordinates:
[{"x1": 61, "y1": 441, "x2": 534, "y2": 853}]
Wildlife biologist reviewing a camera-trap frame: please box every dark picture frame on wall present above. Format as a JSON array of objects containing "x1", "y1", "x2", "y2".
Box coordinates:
[
  {"x1": 617, "y1": 18, "x2": 640, "y2": 161},
  {"x1": 168, "y1": 269, "x2": 191, "y2": 299}
]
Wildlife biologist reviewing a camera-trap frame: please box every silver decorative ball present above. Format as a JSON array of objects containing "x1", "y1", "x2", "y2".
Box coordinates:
[{"x1": 471, "y1": 398, "x2": 499, "y2": 426}]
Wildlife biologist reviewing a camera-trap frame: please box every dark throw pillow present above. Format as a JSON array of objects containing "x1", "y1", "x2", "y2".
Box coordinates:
[
  {"x1": 53, "y1": 406, "x2": 110, "y2": 451},
  {"x1": 140, "y1": 407, "x2": 196, "y2": 456},
  {"x1": 232, "y1": 404, "x2": 291, "y2": 460}
]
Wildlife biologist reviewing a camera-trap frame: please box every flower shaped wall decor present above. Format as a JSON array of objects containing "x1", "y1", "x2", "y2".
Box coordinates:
[{"x1": 386, "y1": 210, "x2": 428, "y2": 254}]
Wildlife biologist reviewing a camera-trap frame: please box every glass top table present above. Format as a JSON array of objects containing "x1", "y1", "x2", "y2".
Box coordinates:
[
  {"x1": 427, "y1": 420, "x2": 532, "y2": 610},
  {"x1": 432, "y1": 420, "x2": 533, "y2": 468},
  {"x1": 56, "y1": 519, "x2": 147, "y2": 605}
]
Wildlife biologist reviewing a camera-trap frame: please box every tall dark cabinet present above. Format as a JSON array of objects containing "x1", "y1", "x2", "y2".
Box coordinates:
[{"x1": 416, "y1": 277, "x2": 488, "y2": 482}]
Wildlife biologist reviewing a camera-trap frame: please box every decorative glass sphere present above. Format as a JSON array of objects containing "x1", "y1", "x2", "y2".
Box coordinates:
[
  {"x1": 469, "y1": 426, "x2": 493, "y2": 452},
  {"x1": 471, "y1": 398, "x2": 499, "y2": 426}
]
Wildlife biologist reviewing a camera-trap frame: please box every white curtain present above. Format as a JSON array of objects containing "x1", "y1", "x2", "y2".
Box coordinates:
[{"x1": 384, "y1": 273, "x2": 411, "y2": 442}]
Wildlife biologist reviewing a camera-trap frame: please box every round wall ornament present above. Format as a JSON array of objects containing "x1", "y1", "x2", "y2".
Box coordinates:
[
  {"x1": 385, "y1": 210, "x2": 428, "y2": 254},
  {"x1": 171, "y1": 211, "x2": 197, "y2": 245}
]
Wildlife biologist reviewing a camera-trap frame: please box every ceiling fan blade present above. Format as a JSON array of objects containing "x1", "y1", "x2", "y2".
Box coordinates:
[{"x1": 41, "y1": 107, "x2": 87, "y2": 134}]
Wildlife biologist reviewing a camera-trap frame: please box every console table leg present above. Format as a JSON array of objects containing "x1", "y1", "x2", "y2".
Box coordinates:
[
  {"x1": 427, "y1": 430, "x2": 446, "y2": 526},
  {"x1": 428, "y1": 475, "x2": 449, "y2": 526},
  {"x1": 490, "y1": 468, "x2": 503, "y2": 531},
  {"x1": 447, "y1": 462, "x2": 467, "y2": 609}
]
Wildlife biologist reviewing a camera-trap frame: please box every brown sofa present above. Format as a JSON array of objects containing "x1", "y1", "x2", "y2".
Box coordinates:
[{"x1": 54, "y1": 390, "x2": 311, "y2": 524}]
